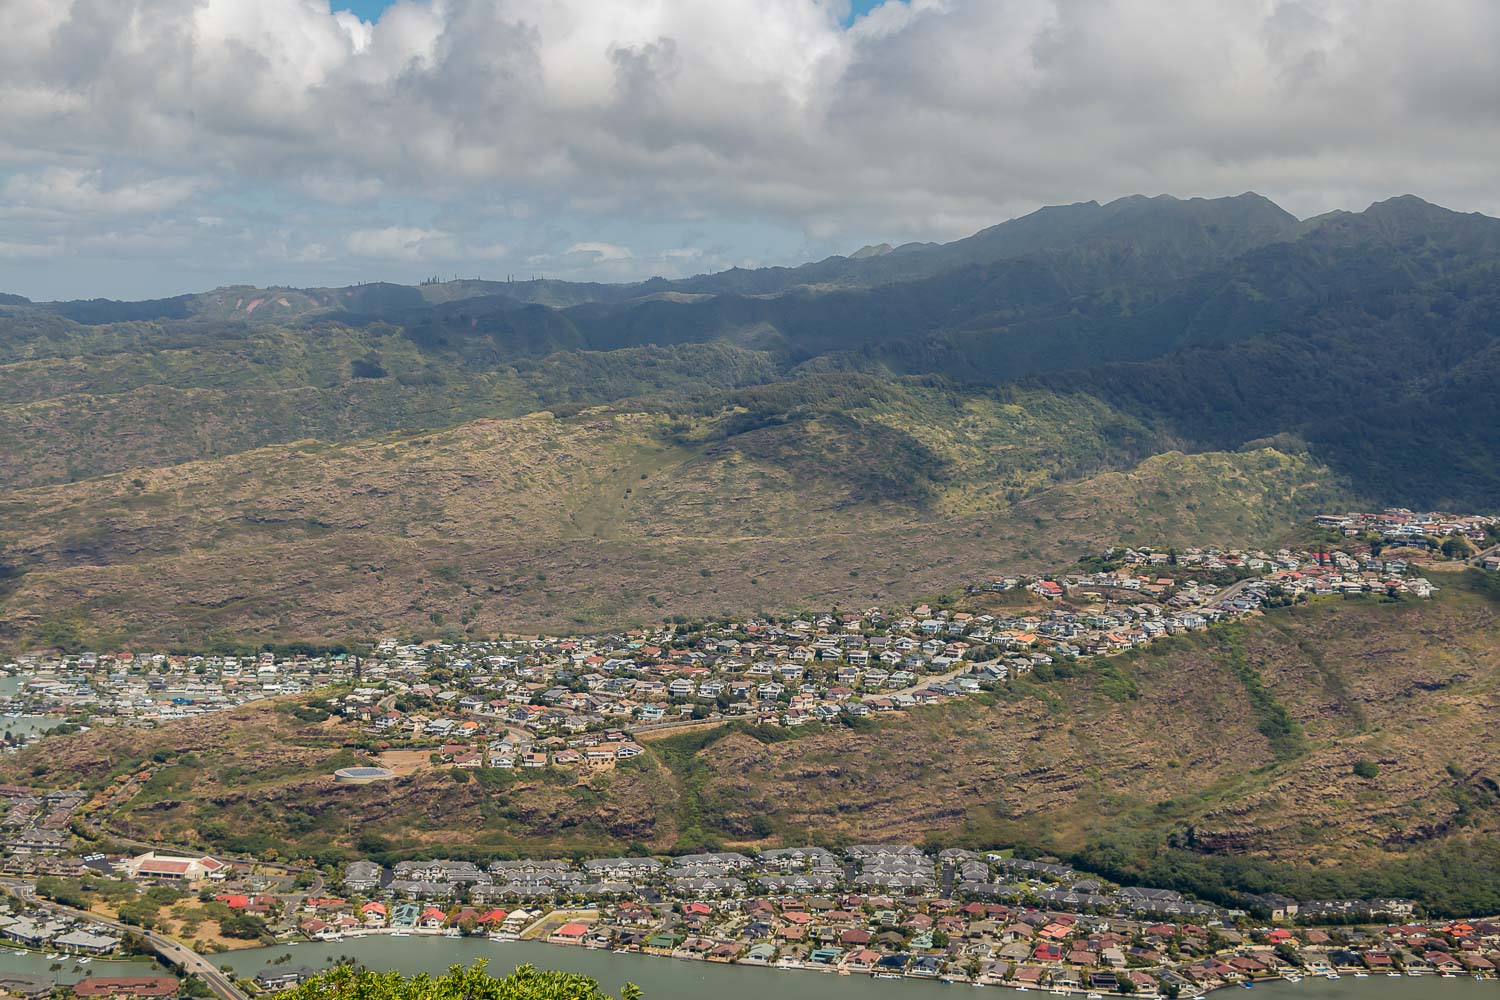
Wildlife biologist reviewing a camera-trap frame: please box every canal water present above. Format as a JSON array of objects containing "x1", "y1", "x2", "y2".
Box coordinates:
[
  {"x1": 0, "y1": 950, "x2": 156, "y2": 985},
  {"x1": 1, "y1": 933, "x2": 1490, "y2": 998},
  {"x1": 208, "y1": 935, "x2": 1494, "y2": 999},
  {"x1": 0, "y1": 673, "x2": 68, "y2": 738}
]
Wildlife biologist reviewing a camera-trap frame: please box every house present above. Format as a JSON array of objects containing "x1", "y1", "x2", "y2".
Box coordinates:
[
  {"x1": 743, "y1": 943, "x2": 776, "y2": 964},
  {"x1": 1229, "y1": 956, "x2": 1267, "y2": 976},
  {"x1": 550, "y1": 922, "x2": 591, "y2": 944},
  {"x1": 0, "y1": 976, "x2": 52, "y2": 1000},
  {"x1": 583, "y1": 857, "x2": 663, "y2": 880},
  {"x1": 123, "y1": 852, "x2": 226, "y2": 884},
  {"x1": 1033, "y1": 942, "x2": 1064, "y2": 962},
  {"x1": 1013, "y1": 966, "x2": 1045, "y2": 986},
  {"x1": 54, "y1": 930, "x2": 120, "y2": 954},
  {"x1": 343, "y1": 860, "x2": 382, "y2": 892},
  {"x1": 1031, "y1": 580, "x2": 1065, "y2": 601},
  {"x1": 254, "y1": 968, "x2": 318, "y2": 992},
  {"x1": 419, "y1": 907, "x2": 448, "y2": 928}
]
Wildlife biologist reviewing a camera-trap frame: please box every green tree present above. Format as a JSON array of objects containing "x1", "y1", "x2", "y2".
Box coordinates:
[
  {"x1": 1441, "y1": 535, "x2": 1474, "y2": 559},
  {"x1": 181, "y1": 975, "x2": 213, "y2": 998}
]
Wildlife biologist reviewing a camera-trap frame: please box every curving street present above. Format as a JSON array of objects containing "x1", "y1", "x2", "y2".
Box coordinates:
[{"x1": 5, "y1": 882, "x2": 249, "y2": 1000}]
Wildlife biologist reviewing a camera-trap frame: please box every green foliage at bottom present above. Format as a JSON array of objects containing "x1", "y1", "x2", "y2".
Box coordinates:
[{"x1": 285, "y1": 961, "x2": 641, "y2": 1000}]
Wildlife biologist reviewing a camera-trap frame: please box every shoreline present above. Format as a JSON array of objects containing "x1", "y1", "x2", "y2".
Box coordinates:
[{"x1": 257, "y1": 925, "x2": 1492, "y2": 998}]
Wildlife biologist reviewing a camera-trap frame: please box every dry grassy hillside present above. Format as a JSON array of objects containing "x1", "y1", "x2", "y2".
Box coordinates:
[
  {"x1": 0, "y1": 391, "x2": 1334, "y2": 650},
  {"x1": 681, "y1": 581, "x2": 1500, "y2": 865}
]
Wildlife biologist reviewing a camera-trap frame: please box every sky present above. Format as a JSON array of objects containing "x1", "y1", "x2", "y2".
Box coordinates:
[{"x1": 3, "y1": 0, "x2": 1500, "y2": 301}]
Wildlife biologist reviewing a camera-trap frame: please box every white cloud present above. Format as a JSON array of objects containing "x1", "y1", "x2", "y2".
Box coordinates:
[
  {"x1": 0, "y1": 239, "x2": 62, "y2": 260},
  {"x1": 562, "y1": 241, "x2": 633, "y2": 261},
  {"x1": 345, "y1": 225, "x2": 509, "y2": 262},
  {"x1": 3, "y1": 167, "x2": 208, "y2": 216},
  {"x1": 4, "y1": 0, "x2": 1500, "y2": 296},
  {"x1": 346, "y1": 226, "x2": 459, "y2": 261}
]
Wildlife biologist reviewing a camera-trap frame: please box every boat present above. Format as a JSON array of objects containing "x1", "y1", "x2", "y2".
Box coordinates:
[
  {"x1": 78, "y1": 958, "x2": 91, "y2": 965},
  {"x1": 390, "y1": 931, "x2": 410, "y2": 937},
  {"x1": 1088, "y1": 993, "x2": 1103, "y2": 999},
  {"x1": 1353, "y1": 971, "x2": 1367, "y2": 978},
  {"x1": 873, "y1": 972, "x2": 903, "y2": 980},
  {"x1": 1283, "y1": 975, "x2": 1301, "y2": 983}
]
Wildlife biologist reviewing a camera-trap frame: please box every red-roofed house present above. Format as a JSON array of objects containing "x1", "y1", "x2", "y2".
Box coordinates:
[
  {"x1": 550, "y1": 922, "x2": 590, "y2": 944},
  {"x1": 1033, "y1": 942, "x2": 1064, "y2": 962}
]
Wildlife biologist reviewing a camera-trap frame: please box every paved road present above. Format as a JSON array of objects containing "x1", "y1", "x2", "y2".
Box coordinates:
[
  {"x1": 1209, "y1": 576, "x2": 1262, "y2": 606},
  {"x1": 887, "y1": 658, "x2": 995, "y2": 697},
  {"x1": 1471, "y1": 542, "x2": 1500, "y2": 566},
  {"x1": 11, "y1": 885, "x2": 249, "y2": 1000},
  {"x1": 278, "y1": 871, "x2": 326, "y2": 929}
]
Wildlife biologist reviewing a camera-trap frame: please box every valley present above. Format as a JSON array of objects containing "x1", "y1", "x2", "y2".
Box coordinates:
[
  {"x1": 3, "y1": 519, "x2": 1497, "y2": 918},
  {"x1": 2, "y1": 191, "x2": 1498, "y2": 945}
]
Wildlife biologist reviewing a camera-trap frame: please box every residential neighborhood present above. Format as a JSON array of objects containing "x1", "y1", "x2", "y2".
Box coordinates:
[
  {"x1": 6, "y1": 510, "x2": 1487, "y2": 764},
  {"x1": 11, "y1": 838, "x2": 1500, "y2": 996},
  {"x1": 0, "y1": 510, "x2": 1495, "y2": 998}
]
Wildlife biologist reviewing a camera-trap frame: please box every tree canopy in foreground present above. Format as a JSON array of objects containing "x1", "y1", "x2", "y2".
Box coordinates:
[{"x1": 284, "y1": 962, "x2": 642, "y2": 1000}]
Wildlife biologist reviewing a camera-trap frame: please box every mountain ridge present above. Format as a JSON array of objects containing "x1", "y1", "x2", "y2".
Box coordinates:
[
  {"x1": 22, "y1": 191, "x2": 1466, "y2": 317},
  {"x1": 2, "y1": 190, "x2": 1499, "y2": 649}
]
